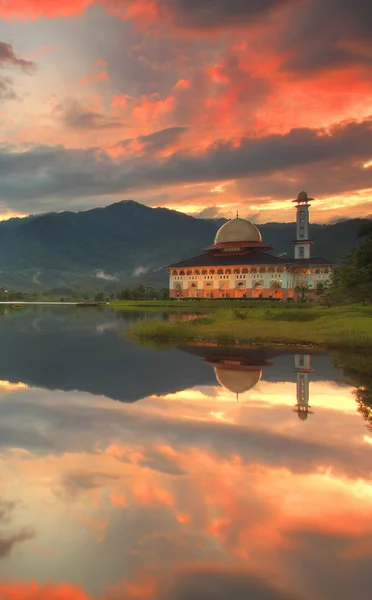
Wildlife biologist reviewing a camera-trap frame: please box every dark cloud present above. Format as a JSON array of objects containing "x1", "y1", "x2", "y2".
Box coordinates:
[
  {"x1": 0, "y1": 41, "x2": 35, "y2": 71},
  {"x1": 159, "y1": 0, "x2": 297, "y2": 28},
  {"x1": 0, "y1": 499, "x2": 16, "y2": 523},
  {"x1": 138, "y1": 127, "x2": 188, "y2": 152},
  {"x1": 280, "y1": 0, "x2": 372, "y2": 71},
  {"x1": 0, "y1": 117, "x2": 370, "y2": 211},
  {"x1": 0, "y1": 76, "x2": 17, "y2": 101},
  {"x1": 0, "y1": 41, "x2": 35, "y2": 103},
  {"x1": 58, "y1": 100, "x2": 124, "y2": 130},
  {"x1": 0, "y1": 528, "x2": 34, "y2": 559},
  {"x1": 61, "y1": 470, "x2": 122, "y2": 498},
  {"x1": 158, "y1": 568, "x2": 305, "y2": 600}
]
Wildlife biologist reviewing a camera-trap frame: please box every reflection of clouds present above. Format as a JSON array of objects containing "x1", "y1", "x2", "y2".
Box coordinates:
[
  {"x1": 0, "y1": 528, "x2": 34, "y2": 559},
  {"x1": 0, "y1": 496, "x2": 34, "y2": 561},
  {"x1": 0, "y1": 378, "x2": 371, "y2": 599}
]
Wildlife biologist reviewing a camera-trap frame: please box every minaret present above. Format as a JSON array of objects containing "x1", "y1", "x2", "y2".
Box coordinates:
[
  {"x1": 293, "y1": 354, "x2": 313, "y2": 421},
  {"x1": 292, "y1": 191, "x2": 313, "y2": 259}
]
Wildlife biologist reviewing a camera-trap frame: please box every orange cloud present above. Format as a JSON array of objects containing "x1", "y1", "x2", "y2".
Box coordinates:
[
  {"x1": 0, "y1": 0, "x2": 92, "y2": 19},
  {"x1": 0, "y1": 582, "x2": 90, "y2": 600}
]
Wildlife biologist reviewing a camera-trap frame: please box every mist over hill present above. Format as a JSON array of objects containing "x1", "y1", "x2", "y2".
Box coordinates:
[{"x1": 0, "y1": 200, "x2": 367, "y2": 290}]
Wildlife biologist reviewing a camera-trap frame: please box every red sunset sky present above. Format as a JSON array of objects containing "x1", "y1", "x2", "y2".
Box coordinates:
[{"x1": 0, "y1": 0, "x2": 371, "y2": 222}]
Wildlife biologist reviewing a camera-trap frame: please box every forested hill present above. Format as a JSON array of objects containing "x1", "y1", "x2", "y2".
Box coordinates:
[{"x1": 0, "y1": 200, "x2": 367, "y2": 290}]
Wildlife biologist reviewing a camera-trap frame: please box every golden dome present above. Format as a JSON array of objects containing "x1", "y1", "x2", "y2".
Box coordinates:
[
  {"x1": 215, "y1": 217, "x2": 262, "y2": 244},
  {"x1": 214, "y1": 368, "x2": 262, "y2": 394}
]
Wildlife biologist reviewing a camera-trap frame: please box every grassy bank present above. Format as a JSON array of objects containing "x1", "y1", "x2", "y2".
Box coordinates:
[
  {"x1": 127, "y1": 305, "x2": 372, "y2": 352},
  {"x1": 110, "y1": 300, "x2": 292, "y2": 310}
]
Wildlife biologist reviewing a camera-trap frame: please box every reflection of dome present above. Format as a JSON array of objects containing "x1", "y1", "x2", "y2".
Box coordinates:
[
  {"x1": 215, "y1": 217, "x2": 262, "y2": 244},
  {"x1": 297, "y1": 411, "x2": 308, "y2": 421},
  {"x1": 214, "y1": 368, "x2": 262, "y2": 394}
]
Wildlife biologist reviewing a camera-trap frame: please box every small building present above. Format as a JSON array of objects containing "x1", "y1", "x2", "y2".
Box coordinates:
[{"x1": 166, "y1": 192, "x2": 333, "y2": 300}]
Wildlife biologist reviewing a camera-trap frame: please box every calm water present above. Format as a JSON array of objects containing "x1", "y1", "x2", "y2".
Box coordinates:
[{"x1": 0, "y1": 306, "x2": 371, "y2": 600}]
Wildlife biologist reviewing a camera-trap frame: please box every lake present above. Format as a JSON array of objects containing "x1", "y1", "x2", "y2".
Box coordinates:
[{"x1": 0, "y1": 306, "x2": 371, "y2": 600}]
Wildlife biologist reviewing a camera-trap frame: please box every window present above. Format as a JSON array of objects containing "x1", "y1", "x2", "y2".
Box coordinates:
[{"x1": 299, "y1": 247, "x2": 305, "y2": 259}]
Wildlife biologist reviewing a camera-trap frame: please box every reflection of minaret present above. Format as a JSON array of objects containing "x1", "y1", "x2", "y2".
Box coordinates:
[{"x1": 293, "y1": 354, "x2": 313, "y2": 421}]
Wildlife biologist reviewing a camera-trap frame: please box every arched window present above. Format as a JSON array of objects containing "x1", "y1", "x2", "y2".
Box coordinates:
[
  {"x1": 180, "y1": 270, "x2": 185, "y2": 276},
  {"x1": 209, "y1": 269, "x2": 215, "y2": 275},
  {"x1": 268, "y1": 266, "x2": 275, "y2": 273},
  {"x1": 259, "y1": 267, "x2": 266, "y2": 273},
  {"x1": 202, "y1": 269, "x2": 207, "y2": 275},
  {"x1": 186, "y1": 270, "x2": 192, "y2": 275},
  {"x1": 217, "y1": 269, "x2": 223, "y2": 274},
  {"x1": 237, "y1": 281, "x2": 245, "y2": 288},
  {"x1": 250, "y1": 267, "x2": 257, "y2": 274},
  {"x1": 225, "y1": 269, "x2": 231, "y2": 275},
  {"x1": 195, "y1": 270, "x2": 200, "y2": 275},
  {"x1": 242, "y1": 268, "x2": 248, "y2": 274},
  {"x1": 233, "y1": 268, "x2": 240, "y2": 274}
]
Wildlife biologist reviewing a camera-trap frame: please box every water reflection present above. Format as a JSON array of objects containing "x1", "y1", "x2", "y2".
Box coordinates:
[{"x1": 0, "y1": 307, "x2": 371, "y2": 600}]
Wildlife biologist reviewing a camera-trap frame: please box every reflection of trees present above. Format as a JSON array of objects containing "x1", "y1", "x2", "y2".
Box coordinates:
[{"x1": 334, "y1": 352, "x2": 372, "y2": 431}]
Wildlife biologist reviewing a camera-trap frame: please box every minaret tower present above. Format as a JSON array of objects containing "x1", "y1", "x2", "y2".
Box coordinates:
[
  {"x1": 293, "y1": 354, "x2": 313, "y2": 421},
  {"x1": 292, "y1": 191, "x2": 313, "y2": 259}
]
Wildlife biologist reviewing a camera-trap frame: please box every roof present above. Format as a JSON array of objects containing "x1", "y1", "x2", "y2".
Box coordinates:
[
  {"x1": 167, "y1": 253, "x2": 334, "y2": 269},
  {"x1": 291, "y1": 257, "x2": 334, "y2": 265},
  {"x1": 166, "y1": 251, "x2": 286, "y2": 269},
  {"x1": 215, "y1": 217, "x2": 262, "y2": 244}
]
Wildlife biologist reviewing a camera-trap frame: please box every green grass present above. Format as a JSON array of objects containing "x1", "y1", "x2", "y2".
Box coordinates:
[{"x1": 127, "y1": 304, "x2": 372, "y2": 352}]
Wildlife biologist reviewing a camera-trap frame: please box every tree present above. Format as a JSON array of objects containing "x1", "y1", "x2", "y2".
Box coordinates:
[
  {"x1": 328, "y1": 219, "x2": 372, "y2": 304},
  {"x1": 334, "y1": 352, "x2": 372, "y2": 431},
  {"x1": 295, "y1": 284, "x2": 312, "y2": 302}
]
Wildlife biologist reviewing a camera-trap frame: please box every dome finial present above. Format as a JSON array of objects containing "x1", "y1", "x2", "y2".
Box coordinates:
[{"x1": 236, "y1": 208, "x2": 239, "y2": 219}]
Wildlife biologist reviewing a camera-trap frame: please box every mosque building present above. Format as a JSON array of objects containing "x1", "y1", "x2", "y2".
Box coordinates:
[{"x1": 167, "y1": 192, "x2": 333, "y2": 300}]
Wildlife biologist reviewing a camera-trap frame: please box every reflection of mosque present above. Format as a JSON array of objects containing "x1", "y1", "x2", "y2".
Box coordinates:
[{"x1": 182, "y1": 346, "x2": 314, "y2": 421}]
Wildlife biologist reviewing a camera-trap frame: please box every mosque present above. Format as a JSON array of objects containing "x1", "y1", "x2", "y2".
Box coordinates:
[{"x1": 167, "y1": 192, "x2": 333, "y2": 300}]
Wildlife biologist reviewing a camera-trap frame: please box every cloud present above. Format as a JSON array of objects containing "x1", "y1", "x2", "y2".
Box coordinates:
[
  {"x1": 279, "y1": 0, "x2": 372, "y2": 72},
  {"x1": 57, "y1": 99, "x2": 124, "y2": 130},
  {"x1": 0, "y1": 117, "x2": 370, "y2": 213},
  {"x1": 0, "y1": 582, "x2": 90, "y2": 600},
  {"x1": 96, "y1": 270, "x2": 119, "y2": 281},
  {"x1": 0, "y1": 0, "x2": 92, "y2": 19},
  {"x1": 0, "y1": 76, "x2": 17, "y2": 101},
  {"x1": 111, "y1": 0, "x2": 297, "y2": 30},
  {"x1": 0, "y1": 499, "x2": 16, "y2": 523},
  {"x1": 158, "y1": 567, "x2": 305, "y2": 600},
  {"x1": 0, "y1": 528, "x2": 34, "y2": 559},
  {"x1": 138, "y1": 127, "x2": 188, "y2": 152},
  {"x1": 133, "y1": 266, "x2": 150, "y2": 277},
  {"x1": 0, "y1": 42, "x2": 35, "y2": 71},
  {"x1": 0, "y1": 42, "x2": 35, "y2": 103}
]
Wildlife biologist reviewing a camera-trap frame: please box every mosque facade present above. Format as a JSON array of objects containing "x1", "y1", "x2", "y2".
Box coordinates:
[{"x1": 167, "y1": 192, "x2": 333, "y2": 301}]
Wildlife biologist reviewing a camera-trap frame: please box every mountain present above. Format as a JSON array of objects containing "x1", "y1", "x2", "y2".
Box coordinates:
[{"x1": 0, "y1": 200, "x2": 367, "y2": 290}]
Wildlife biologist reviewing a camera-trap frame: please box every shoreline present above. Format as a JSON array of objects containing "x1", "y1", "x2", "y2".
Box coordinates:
[{"x1": 126, "y1": 305, "x2": 372, "y2": 353}]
